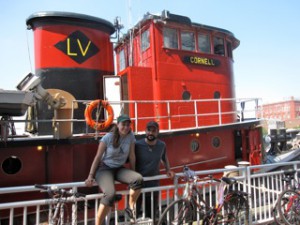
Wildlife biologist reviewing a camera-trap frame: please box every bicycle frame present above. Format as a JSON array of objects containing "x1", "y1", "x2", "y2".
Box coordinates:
[
  {"x1": 181, "y1": 175, "x2": 211, "y2": 210},
  {"x1": 283, "y1": 193, "x2": 300, "y2": 215},
  {"x1": 48, "y1": 199, "x2": 68, "y2": 225},
  {"x1": 35, "y1": 184, "x2": 85, "y2": 225}
]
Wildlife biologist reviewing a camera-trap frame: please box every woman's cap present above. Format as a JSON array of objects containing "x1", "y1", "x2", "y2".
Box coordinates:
[{"x1": 117, "y1": 114, "x2": 131, "y2": 123}]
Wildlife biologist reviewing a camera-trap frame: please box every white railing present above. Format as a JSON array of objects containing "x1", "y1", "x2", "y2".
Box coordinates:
[
  {"x1": 107, "y1": 97, "x2": 262, "y2": 133},
  {"x1": 1, "y1": 161, "x2": 299, "y2": 225},
  {"x1": 0, "y1": 97, "x2": 262, "y2": 139}
]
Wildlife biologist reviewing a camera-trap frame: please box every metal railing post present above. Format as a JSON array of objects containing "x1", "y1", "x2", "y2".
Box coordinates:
[
  {"x1": 134, "y1": 101, "x2": 138, "y2": 133},
  {"x1": 167, "y1": 102, "x2": 171, "y2": 130},
  {"x1": 194, "y1": 100, "x2": 198, "y2": 128},
  {"x1": 246, "y1": 165, "x2": 252, "y2": 225},
  {"x1": 218, "y1": 99, "x2": 222, "y2": 125},
  {"x1": 174, "y1": 176, "x2": 179, "y2": 201}
]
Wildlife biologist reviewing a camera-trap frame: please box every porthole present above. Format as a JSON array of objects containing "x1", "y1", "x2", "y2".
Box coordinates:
[
  {"x1": 2, "y1": 156, "x2": 22, "y2": 175},
  {"x1": 214, "y1": 91, "x2": 220, "y2": 99},
  {"x1": 182, "y1": 90, "x2": 191, "y2": 100},
  {"x1": 190, "y1": 140, "x2": 200, "y2": 152},
  {"x1": 212, "y1": 136, "x2": 221, "y2": 148}
]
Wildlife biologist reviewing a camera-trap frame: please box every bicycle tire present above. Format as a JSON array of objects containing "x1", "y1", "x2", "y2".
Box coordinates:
[
  {"x1": 272, "y1": 201, "x2": 285, "y2": 225},
  {"x1": 210, "y1": 192, "x2": 249, "y2": 225},
  {"x1": 157, "y1": 199, "x2": 193, "y2": 225},
  {"x1": 277, "y1": 189, "x2": 300, "y2": 225},
  {"x1": 226, "y1": 192, "x2": 249, "y2": 225}
]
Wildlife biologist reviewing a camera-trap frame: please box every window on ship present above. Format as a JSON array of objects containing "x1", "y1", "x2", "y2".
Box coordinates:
[
  {"x1": 213, "y1": 36, "x2": 225, "y2": 56},
  {"x1": 181, "y1": 31, "x2": 195, "y2": 51},
  {"x1": 198, "y1": 33, "x2": 211, "y2": 54},
  {"x1": 119, "y1": 49, "x2": 126, "y2": 71},
  {"x1": 163, "y1": 27, "x2": 178, "y2": 49},
  {"x1": 141, "y1": 29, "x2": 150, "y2": 52}
]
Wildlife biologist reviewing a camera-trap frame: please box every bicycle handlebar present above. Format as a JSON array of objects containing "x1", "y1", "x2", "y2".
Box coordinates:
[
  {"x1": 181, "y1": 166, "x2": 213, "y2": 183},
  {"x1": 35, "y1": 184, "x2": 86, "y2": 198},
  {"x1": 35, "y1": 184, "x2": 49, "y2": 191}
]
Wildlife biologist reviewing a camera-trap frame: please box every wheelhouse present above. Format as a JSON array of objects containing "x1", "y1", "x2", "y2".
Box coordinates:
[{"x1": 114, "y1": 10, "x2": 240, "y2": 131}]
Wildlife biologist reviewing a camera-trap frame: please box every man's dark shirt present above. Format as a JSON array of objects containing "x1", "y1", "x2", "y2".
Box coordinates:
[{"x1": 135, "y1": 139, "x2": 167, "y2": 187}]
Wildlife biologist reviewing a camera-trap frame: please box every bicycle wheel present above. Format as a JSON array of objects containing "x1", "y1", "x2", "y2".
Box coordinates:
[
  {"x1": 277, "y1": 189, "x2": 300, "y2": 225},
  {"x1": 157, "y1": 199, "x2": 193, "y2": 225},
  {"x1": 272, "y1": 205, "x2": 285, "y2": 225},
  {"x1": 272, "y1": 201, "x2": 285, "y2": 225},
  {"x1": 202, "y1": 209, "x2": 217, "y2": 225},
  {"x1": 220, "y1": 192, "x2": 249, "y2": 225}
]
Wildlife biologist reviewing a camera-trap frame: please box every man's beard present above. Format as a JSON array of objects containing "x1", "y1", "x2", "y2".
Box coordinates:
[{"x1": 146, "y1": 135, "x2": 156, "y2": 142}]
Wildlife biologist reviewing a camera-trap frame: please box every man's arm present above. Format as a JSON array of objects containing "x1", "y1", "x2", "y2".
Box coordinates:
[{"x1": 161, "y1": 146, "x2": 175, "y2": 179}]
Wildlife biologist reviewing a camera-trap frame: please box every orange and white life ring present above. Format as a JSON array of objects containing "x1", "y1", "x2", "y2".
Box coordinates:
[{"x1": 84, "y1": 100, "x2": 114, "y2": 131}]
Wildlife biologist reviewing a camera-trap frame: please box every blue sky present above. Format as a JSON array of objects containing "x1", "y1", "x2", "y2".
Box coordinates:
[{"x1": 0, "y1": 0, "x2": 299, "y2": 103}]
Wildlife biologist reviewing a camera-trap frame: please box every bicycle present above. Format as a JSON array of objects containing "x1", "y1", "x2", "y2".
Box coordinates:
[
  {"x1": 202, "y1": 176, "x2": 249, "y2": 224},
  {"x1": 35, "y1": 184, "x2": 86, "y2": 225},
  {"x1": 276, "y1": 170, "x2": 300, "y2": 225},
  {"x1": 271, "y1": 169, "x2": 296, "y2": 224},
  {"x1": 157, "y1": 165, "x2": 249, "y2": 225}
]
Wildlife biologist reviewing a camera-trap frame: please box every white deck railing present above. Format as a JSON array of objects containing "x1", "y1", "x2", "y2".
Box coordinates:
[
  {"x1": 1, "y1": 97, "x2": 262, "y2": 139},
  {"x1": 1, "y1": 161, "x2": 299, "y2": 225}
]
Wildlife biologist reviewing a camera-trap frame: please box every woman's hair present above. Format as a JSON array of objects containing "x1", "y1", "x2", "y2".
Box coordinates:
[
  {"x1": 112, "y1": 125, "x2": 120, "y2": 148},
  {"x1": 111, "y1": 123, "x2": 131, "y2": 148}
]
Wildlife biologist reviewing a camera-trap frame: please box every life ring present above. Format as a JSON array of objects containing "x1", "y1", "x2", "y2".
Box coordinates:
[{"x1": 84, "y1": 100, "x2": 114, "y2": 131}]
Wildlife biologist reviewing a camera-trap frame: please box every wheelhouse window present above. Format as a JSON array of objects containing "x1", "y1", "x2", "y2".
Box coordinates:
[
  {"x1": 226, "y1": 41, "x2": 233, "y2": 58},
  {"x1": 181, "y1": 31, "x2": 195, "y2": 51},
  {"x1": 119, "y1": 49, "x2": 126, "y2": 71},
  {"x1": 141, "y1": 29, "x2": 150, "y2": 52},
  {"x1": 163, "y1": 27, "x2": 178, "y2": 49},
  {"x1": 213, "y1": 37, "x2": 225, "y2": 56},
  {"x1": 198, "y1": 33, "x2": 211, "y2": 53}
]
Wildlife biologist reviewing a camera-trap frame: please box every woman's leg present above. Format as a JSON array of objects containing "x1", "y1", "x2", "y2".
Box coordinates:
[
  {"x1": 95, "y1": 169, "x2": 116, "y2": 225},
  {"x1": 116, "y1": 168, "x2": 143, "y2": 209},
  {"x1": 128, "y1": 188, "x2": 141, "y2": 210},
  {"x1": 96, "y1": 204, "x2": 111, "y2": 225}
]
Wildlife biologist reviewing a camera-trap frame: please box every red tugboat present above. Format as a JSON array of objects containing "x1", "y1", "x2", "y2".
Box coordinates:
[{"x1": 0, "y1": 10, "x2": 262, "y2": 202}]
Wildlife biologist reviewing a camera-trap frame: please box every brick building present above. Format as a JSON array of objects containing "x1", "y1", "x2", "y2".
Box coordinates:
[{"x1": 261, "y1": 97, "x2": 300, "y2": 129}]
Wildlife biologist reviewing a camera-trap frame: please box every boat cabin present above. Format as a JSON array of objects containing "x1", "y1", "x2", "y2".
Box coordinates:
[{"x1": 113, "y1": 10, "x2": 240, "y2": 131}]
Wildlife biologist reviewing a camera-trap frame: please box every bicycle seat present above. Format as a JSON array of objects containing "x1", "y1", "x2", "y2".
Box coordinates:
[{"x1": 221, "y1": 177, "x2": 237, "y2": 185}]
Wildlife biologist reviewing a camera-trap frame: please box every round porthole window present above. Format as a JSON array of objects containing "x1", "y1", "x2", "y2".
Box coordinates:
[
  {"x1": 212, "y1": 137, "x2": 221, "y2": 148},
  {"x1": 190, "y1": 140, "x2": 200, "y2": 152},
  {"x1": 2, "y1": 156, "x2": 22, "y2": 175},
  {"x1": 214, "y1": 91, "x2": 221, "y2": 99},
  {"x1": 182, "y1": 91, "x2": 191, "y2": 100}
]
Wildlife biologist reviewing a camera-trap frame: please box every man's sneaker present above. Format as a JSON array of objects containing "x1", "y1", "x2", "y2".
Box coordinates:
[{"x1": 125, "y1": 207, "x2": 136, "y2": 223}]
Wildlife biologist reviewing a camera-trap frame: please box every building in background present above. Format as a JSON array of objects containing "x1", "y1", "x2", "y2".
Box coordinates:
[{"x1": 261, "y1": 97, "x2": 300, "y2": 129}]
